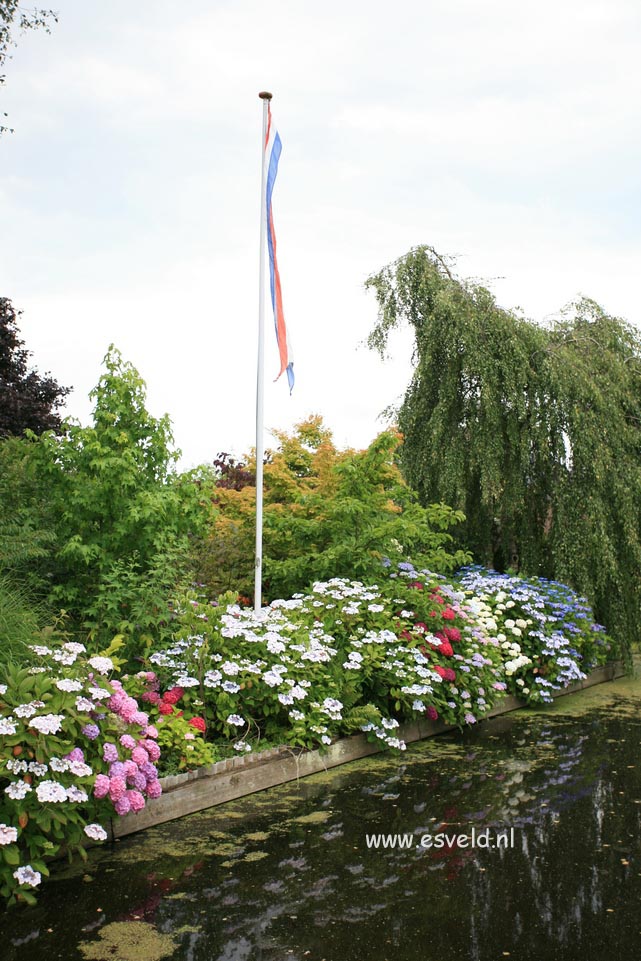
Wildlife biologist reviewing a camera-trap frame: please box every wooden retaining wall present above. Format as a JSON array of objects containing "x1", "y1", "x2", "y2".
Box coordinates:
[{"x1": 109, "y1": 660, "x2": 626, "y2": 840}]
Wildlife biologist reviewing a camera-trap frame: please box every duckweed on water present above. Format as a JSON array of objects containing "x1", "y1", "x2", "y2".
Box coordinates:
[{"x1": 78, "y1": 922, "x2": 176, "y2": 961}]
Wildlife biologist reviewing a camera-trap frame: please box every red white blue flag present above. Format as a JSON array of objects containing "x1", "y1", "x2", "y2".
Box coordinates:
[{"x1": 264, "y1": 104, "x2": 294, "y2": 392}]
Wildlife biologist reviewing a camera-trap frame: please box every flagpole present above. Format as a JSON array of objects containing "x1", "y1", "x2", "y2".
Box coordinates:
[{"x1": 255, "y1": 91, "x2": 271, "y2": 613}]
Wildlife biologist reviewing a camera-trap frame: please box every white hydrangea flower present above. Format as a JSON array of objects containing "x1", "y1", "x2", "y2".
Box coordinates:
[
  {"x1": 52, "y1": 650, "x2": 77, "y2": 665},
  {"x1": 49, "y1": 757, "x2": 70, "y2": 773},
  {"x1": 6, "y1": 759, "x2": 28, "y2": 774},
  {"x1": 84, "y1": 823, "x2": 108, "y2": 842},
  {"x1": 5, "y1": 781, "x2": 32, "y2": 800},
  {"x1": 0, "y1": 718, "x2": 18, "y2": 735},
  {"x1": 28, "y1": 645, "x2": 51, "y2": 656},
  {"x1": 55, "y1": 679, "x2": 83, "y2": 693},
  {"x1": 0, "y1": 823, "x2": 18, "y2": 845},
  {"x1": 68, "y1": 760, "x2": 92, "y2": 777},
  {"x1": 66, "y1": 786, "x2": 89, "y2": 803},
  {"x1": 15, "y1": 700, "x2": 45, "y2": 718},
  {"x1": 28, "y1": 762, "x2": 48, "y2": 777},
  {"x1": 75, "y1": 696, "x2": 95, "y2": 712},
  {"x1": 226, "y1": 714, "x2": 246, "y2": 727},
  {"x1": 87, "y1": 656, "x2": 114, "y2": 675},
  {"x1": 35, "y1": 781, "x2": 68, "y2": 803},
  {"x1": 31, "y1": 714, "x2": 65, "y2": 735},
  {"x1": 13, "y1": 865, "x2": 41, "y2": 887}
]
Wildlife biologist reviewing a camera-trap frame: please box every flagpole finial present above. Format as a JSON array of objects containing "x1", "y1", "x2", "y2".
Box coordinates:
[{"x1": 258, "y1": 91, "x2": 273, "y2": 100}]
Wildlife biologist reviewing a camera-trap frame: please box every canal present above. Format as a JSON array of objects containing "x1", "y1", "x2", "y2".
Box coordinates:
[{"x1": 2, "y1": 671, "x2": 641, "y2": 961}]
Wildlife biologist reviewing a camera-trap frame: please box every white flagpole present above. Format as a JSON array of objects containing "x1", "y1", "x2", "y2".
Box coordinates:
[{"x1": 254, "y1": 91, "x2": 271, "y2": 613}]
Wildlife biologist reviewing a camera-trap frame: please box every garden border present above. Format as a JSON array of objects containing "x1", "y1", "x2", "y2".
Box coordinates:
[{"x1": 109, "y1": 660, "x2": 626, "y2": 840}]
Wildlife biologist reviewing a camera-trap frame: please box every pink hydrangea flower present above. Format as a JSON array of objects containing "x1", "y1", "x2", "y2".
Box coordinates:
[
  {"x1": 132, "y1": 772, "x2": 147, "y2": 792},
  {"x1": 108, "y1": 776, "x2": 127, "y2": 802},
  {"x1": 119, "y1": 697, "x2": 139, "y2": 722},
  {"x1": 126, "y1": 790, "x2": 146, "y2": 813},
  {"x1": 103, "y1": 743, "x2": 119, "y2": 764},
  {"x1": 114, "y1": 796, "x2": 131, "y2": 816},
  {"x1": 124, "y1": 760, "x2": 138, "y2": 780},
  {"x1": 141, "y1": 740, "x2": 161, "y2": 762},
  {"x1": 146, "y1": 779, "x2": 162, "y2": 799},
  {"x1": 143, "y1": 725, "x2": 159, "y2": 740},
  {"x1": 119, "y1": 734, "x2": 136, "y2": 750},
  {"x1": 108, "y1": 693, "x2": 126, "y2": 713},
  {"x1": 131, "y1": 746, "x2": 149, "y2": 766},
  {"x1": 131, "y1": 711, "x2": 149, "y2": 727},
  {"x1": 93, "y1": 774, "x2": 110, "y2": 799}
]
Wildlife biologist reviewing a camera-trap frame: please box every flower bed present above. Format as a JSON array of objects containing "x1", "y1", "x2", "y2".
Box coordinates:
[{"x1": 0, "y1": 564, "x2": 618, "y2": 905}]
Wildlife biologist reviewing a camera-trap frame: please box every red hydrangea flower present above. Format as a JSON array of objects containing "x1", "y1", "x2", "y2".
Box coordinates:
[
  {"x1": 162, "y1": 686, "x2": 184, "y2": 705},
  {"x1": 443, "y1": 627, "x2": 461, "y2": 642},
  {"x1": 426, "y1": 706, "x2": 439, "y2": 721},
  {"x1": 188, "y1": 716, "x2": 206, "y2": 733},
  {"x1": 430, "y1": 636, "x2": 453, "y2": 657},
  {"x1": 441, "y1": 607, "x2": 456, "y2": 620},
  {"x1": 142, "y1": 691, "x2": 162, "y2": 705},
  {"x1": 158, "y1": 702, "x2": 174, "y2": 715}
]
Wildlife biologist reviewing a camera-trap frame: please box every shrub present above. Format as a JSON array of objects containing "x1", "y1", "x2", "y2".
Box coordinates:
[{"x1": 0, "y1": 625, "x2": 161, "y2": 905}]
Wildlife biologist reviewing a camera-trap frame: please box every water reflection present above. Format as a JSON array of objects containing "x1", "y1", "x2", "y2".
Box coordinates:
[{"x1": 2, "y1": 692, "x2": 641, "y2": 961}]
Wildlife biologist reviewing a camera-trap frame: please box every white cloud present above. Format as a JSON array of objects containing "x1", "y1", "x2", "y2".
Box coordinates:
[{"x1": 2, "y1": 0, "x2": 641, "y2": 468}]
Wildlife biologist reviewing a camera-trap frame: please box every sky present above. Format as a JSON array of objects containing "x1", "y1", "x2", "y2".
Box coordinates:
[{"x1": 1, "y1": 0, "x2": 641, "y2": 469}]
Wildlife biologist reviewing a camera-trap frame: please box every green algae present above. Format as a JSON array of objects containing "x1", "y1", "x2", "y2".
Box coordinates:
[
  {"x1": 242, "y1": 830, "x2": 271, "y2": 842},
  {"x1": 292, "y1": 810, "x2": 333, "y2": 824},
  {"x1": 242, "y1": 851, "x2": 269, "y2": 862},
  {"x1": 78, "y1": 921, "x2": 177, "y2": 961}
]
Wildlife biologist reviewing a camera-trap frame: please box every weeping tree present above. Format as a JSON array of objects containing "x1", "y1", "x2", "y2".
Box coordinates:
[{"x1": 366, "y1": 245, "x2": 641, "y2": 651}]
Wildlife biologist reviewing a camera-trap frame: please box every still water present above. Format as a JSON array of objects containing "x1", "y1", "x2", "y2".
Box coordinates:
[{"x1": 2, "y1": 675, "x2": 641, "y2": 961}]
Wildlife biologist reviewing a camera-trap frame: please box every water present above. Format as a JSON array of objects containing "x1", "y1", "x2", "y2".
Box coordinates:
[{"x1": 3, "y1": 675, "x2": 641, "y2": 961}]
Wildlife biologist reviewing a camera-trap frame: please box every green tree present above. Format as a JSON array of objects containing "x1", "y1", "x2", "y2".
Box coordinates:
[
  {"x1": 366, "y1": 245, "x2": 641, "y2": 651},
  {"x1": 16, "y1": 346, "x2": 209, "y2": 653},
  {"x1": 193, "y1": 415, "x2": 470, "y2": 603}
]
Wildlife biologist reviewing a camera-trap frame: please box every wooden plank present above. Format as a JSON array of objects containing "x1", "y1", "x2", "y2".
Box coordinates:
[{"x1": 110, "y1": 659, "x2": 626, "y2": 840}]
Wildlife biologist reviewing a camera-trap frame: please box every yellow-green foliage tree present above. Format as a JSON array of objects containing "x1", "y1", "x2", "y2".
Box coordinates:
[{"x1": 192, "y1": 415, "x2": 470, "y2": 603}]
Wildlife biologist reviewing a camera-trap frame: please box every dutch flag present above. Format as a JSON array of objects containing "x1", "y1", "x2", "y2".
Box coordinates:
[{"x1": 264, "y1": 105, "x2": 294, "y2": 393}]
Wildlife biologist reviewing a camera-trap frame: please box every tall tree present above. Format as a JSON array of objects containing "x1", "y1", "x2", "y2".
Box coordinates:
[
  {"x1": 366, "y1": 245, "x2": 641, "y2": 651},
  {"x1": 0, "y1": 297, "x2": 71, "y2": 437}
]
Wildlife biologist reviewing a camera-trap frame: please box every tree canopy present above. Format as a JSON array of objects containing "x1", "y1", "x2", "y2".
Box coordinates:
[
  {"x1": 0, "y1": 297, "x2": 71, "y2": 437},
  {"x1": 192, "y1": 415, "x2": 471, "y2": 603},
  {"x1": 366, "y1": 245, "x2": 641, "y2": 651}
]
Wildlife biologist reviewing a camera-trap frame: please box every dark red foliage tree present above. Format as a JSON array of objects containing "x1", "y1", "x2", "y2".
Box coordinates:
[{"x1": 0, "y1": 297, "x2": 71, "y2": 437}]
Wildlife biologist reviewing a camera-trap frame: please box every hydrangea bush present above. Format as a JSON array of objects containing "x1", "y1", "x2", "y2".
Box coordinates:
[
  {"x1": 0, "y1": 564, "x2": 617, "y2": 906},
  {"x1": 0, "y1": 635, "x2": 162, "y2": 905},
  {"x1": 143, "y1": 569, "x2": 509, "y2": 753},
  {"x1": 455, "y1": 566, "x2": 615, "y2": 702},
  {"x1": 121, "y1": 673, "x2": 218, "y2": 774}
]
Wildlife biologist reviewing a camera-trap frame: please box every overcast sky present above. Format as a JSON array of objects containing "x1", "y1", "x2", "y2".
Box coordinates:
[{"x1": 1, "y1": 0, "x2": 640, "y2": 468}]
